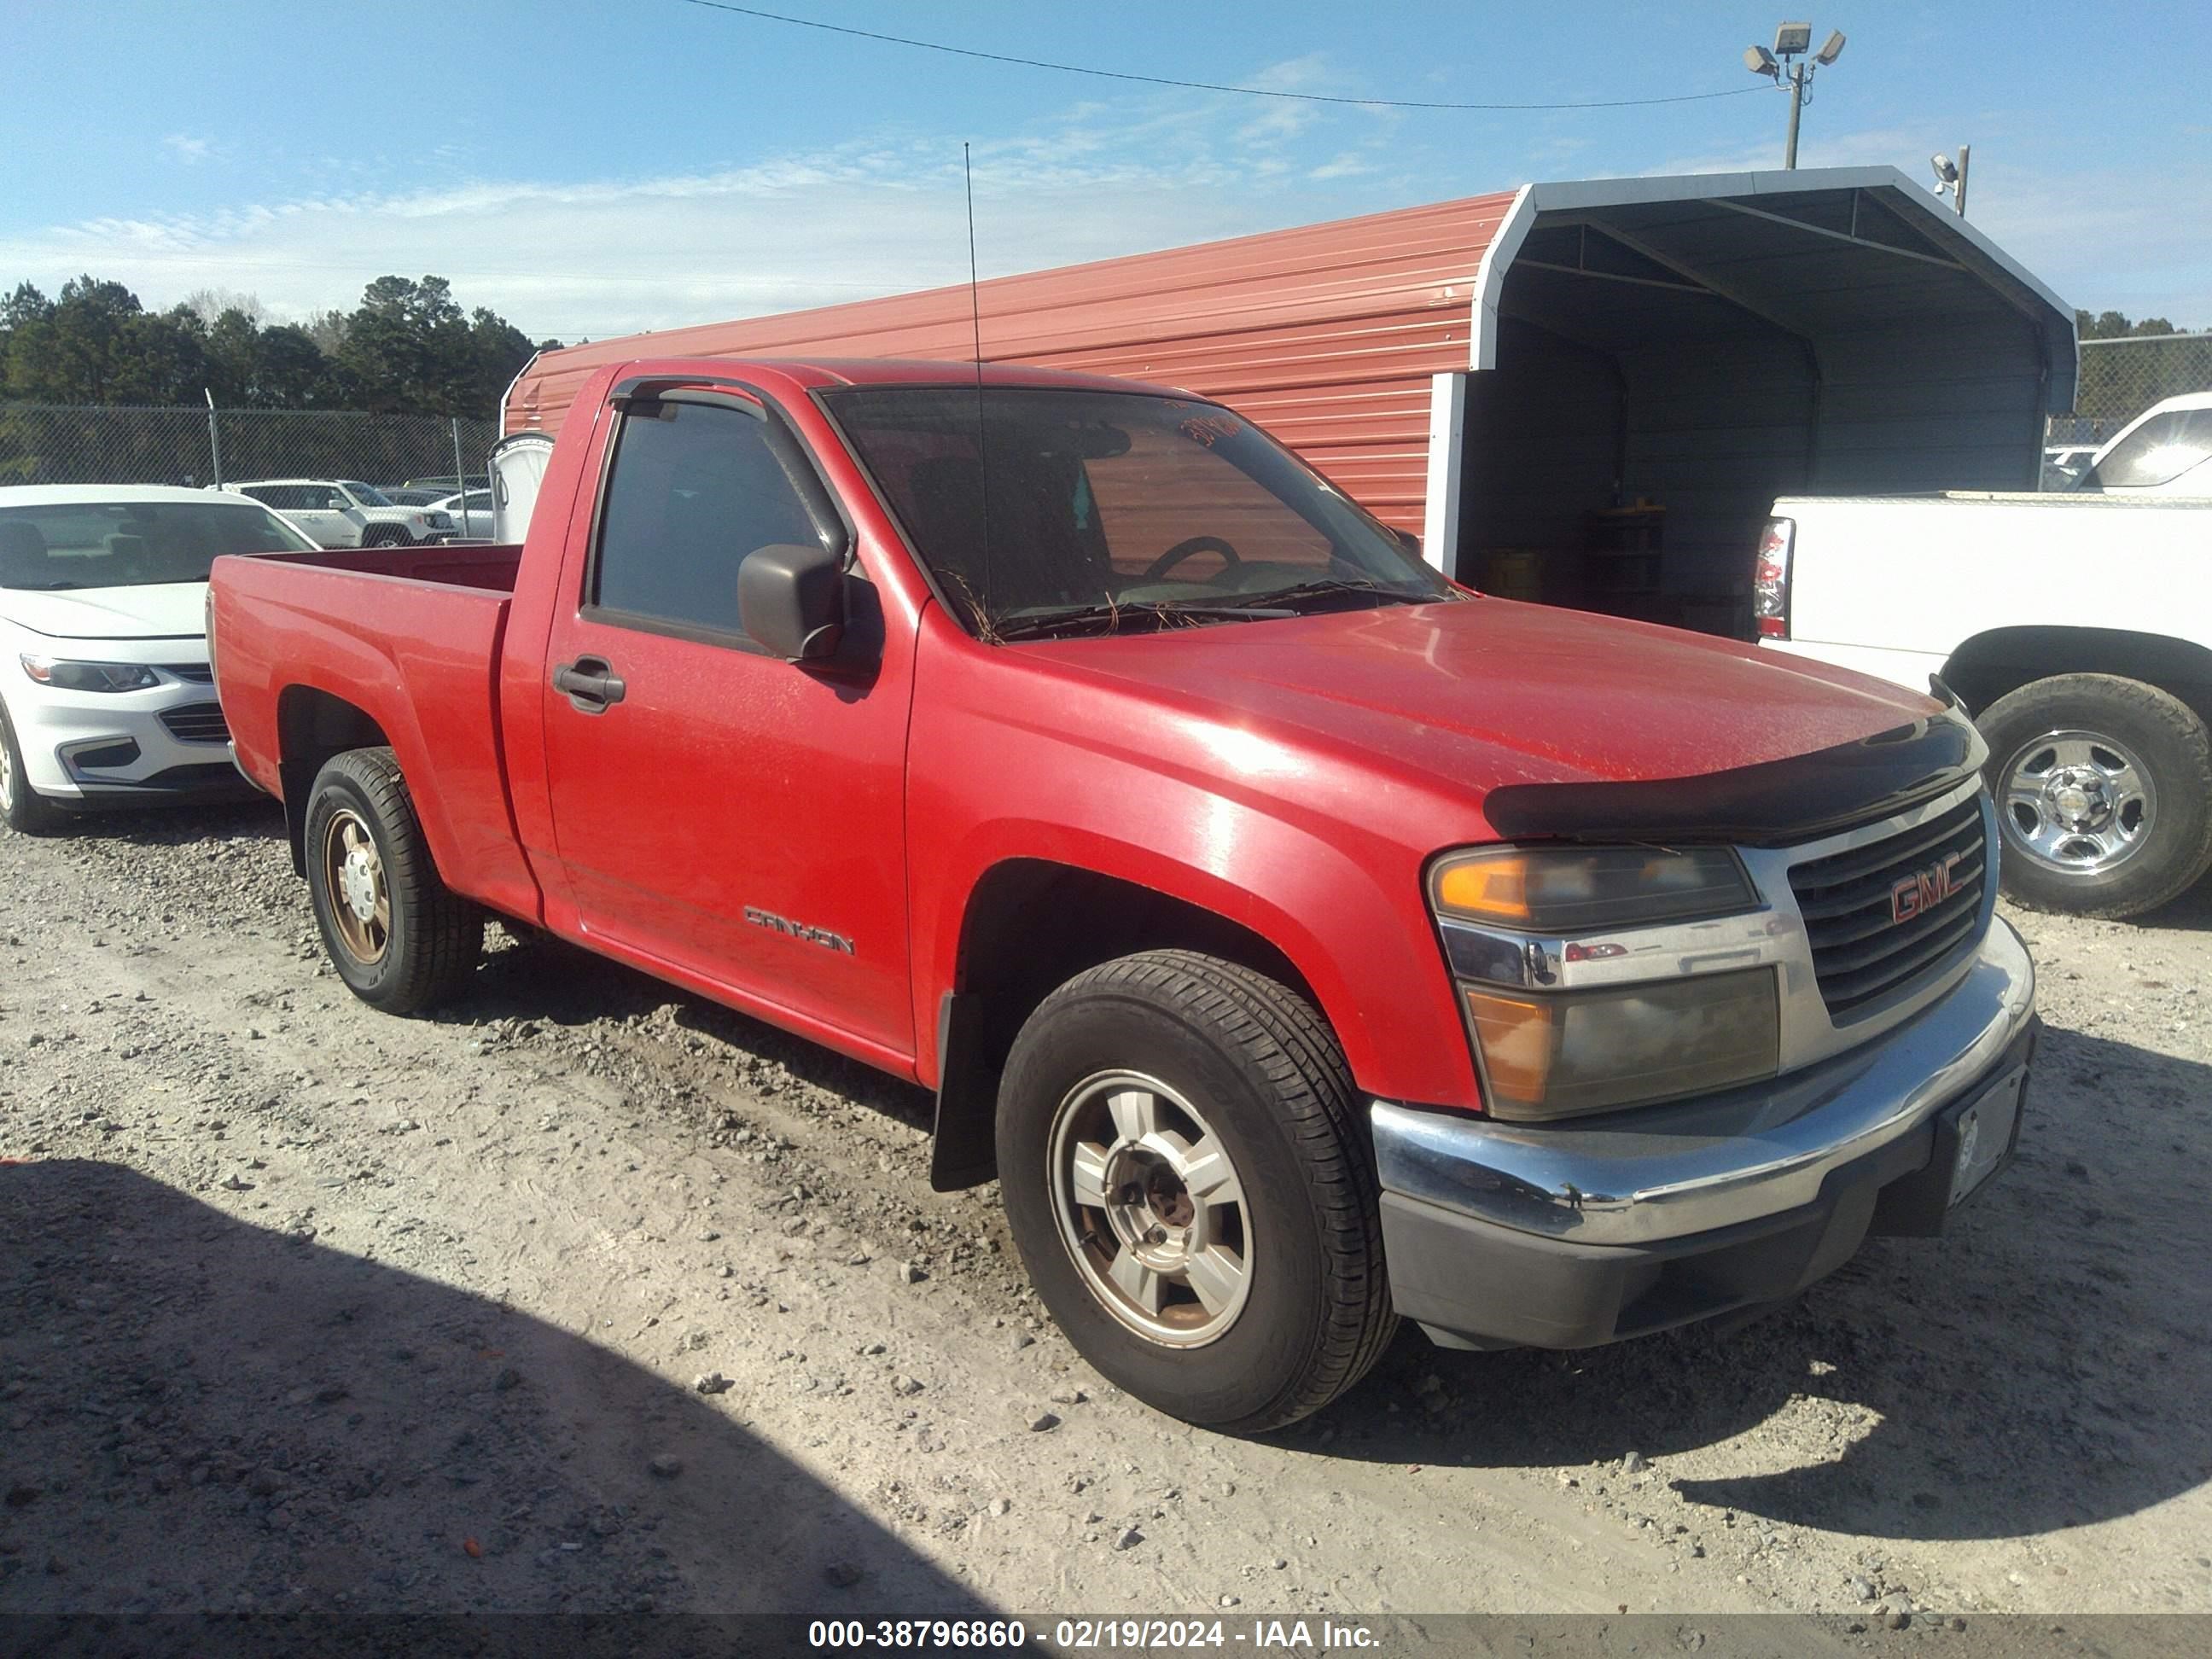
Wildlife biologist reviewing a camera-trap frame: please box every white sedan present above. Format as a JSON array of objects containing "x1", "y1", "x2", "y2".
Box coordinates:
[
  {"x1": 428, "y1": 488, "x2": 498, "y2": 539},
  {"x1": 0, "y1": 484, "x2": 315, "y2": 834}
]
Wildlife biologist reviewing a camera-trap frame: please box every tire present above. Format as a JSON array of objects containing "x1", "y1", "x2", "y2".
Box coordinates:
[
  {"x1": 362, "y1": 527, "x2": 412, "y2": 549},
  {"x1": 1979, "y1": 673, "x2": 2212, "y2": 919},
  {"x1": 996, "y1": 949, "x2": 1395, "y2": 1432},
  {"x1": 0, "y1": 698, "x2": 67, "y2": 836},
  {"x1": 303, "y1": 747, "x2": 481, "y2": 1013}
]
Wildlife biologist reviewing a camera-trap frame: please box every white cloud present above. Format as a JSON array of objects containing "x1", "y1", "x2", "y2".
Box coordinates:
[
  {"x1": 1, "y1": 60, "x2": 1387, "y2": 341},
  {"x1": 161, "y1": 133, "x2": 212, "y2": 165}
]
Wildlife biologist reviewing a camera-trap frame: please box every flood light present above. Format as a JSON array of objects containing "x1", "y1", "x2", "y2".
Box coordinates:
[
  {"x1": 1744, "y1": 44, "x2": 1779, "y2": 76},
  {"x1": 1815, "y1": 29, "x2": 1847, "y2": 63},
  {"x1": 1931, "y1": 153, "x2": 1959, "y2": 184},
  {"x1": 1773, "y1": 21, "x2": 1813, "y2": 55}
]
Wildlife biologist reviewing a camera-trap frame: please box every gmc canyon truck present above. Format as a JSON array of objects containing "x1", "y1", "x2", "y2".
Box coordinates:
[{"x1": 209, "y1": 358, "x2": 2038, "y2": 1431}]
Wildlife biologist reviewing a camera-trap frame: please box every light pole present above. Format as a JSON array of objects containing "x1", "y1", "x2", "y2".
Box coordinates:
[
  {"x1": 1743, "y1": 23, "x2": 1847, "y2": 169},
  {"x1": 1931, "y1": 147, "x2": 1971, "y2": 217}
]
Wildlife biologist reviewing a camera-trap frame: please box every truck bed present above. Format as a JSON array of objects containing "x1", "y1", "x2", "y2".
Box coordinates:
[{"x1": 210, "y1": 543, "x2": 543, "y2": 923}]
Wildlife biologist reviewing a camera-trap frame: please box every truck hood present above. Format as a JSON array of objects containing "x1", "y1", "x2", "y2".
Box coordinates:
[
  {"x1": 2, "y1": 581, "x2": 208, "y2": 642},
  {"x1": 1024, "y1": 597, "x2": 1950, "y2": 820}
]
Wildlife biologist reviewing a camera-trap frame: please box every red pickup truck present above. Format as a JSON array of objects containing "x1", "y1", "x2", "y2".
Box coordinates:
[{"x1": 210, "y1": 357, "x2": 2037, "y2": 1430}]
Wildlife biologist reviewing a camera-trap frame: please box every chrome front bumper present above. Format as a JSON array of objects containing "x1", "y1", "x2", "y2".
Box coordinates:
[{"x1": 1371, "y1": 918, "x2": 2035, "y2": 1348}]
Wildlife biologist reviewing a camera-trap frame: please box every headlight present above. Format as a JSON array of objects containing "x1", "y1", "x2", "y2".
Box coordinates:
[
  {"x1": 1430, "y1": 845, "x2": 1754, "y2": 930},
  {"x1": 20, "y1": 655, "x2": 160, "y2": 693},
  {"x1": 1428, "y1": 846, "x2": 1778, "y2": 1121}
]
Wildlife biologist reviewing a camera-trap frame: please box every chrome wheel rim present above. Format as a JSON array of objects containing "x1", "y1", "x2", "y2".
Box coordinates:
[
  {"x1": 0, "y1": 733, "x2": 15, "y2": 813},
  {"x1": 321, "y1": 807, "x2": 391, "y2": 963},
  {"x1": 1047, "y1": 1069, "x2": 1254, "y2": 1348},
  {"x1": 1998, "y1": 728, "x2": 2157, "y2": 876}
]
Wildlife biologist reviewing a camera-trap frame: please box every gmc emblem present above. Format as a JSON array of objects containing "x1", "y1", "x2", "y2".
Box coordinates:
[{"x1": 1890, "y1": 850, "x2": 1966, "y2": 925}]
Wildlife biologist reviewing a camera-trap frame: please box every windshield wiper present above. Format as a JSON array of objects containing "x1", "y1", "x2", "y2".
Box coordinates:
[
  {"x1": 993, "y1": 598, "x2": 1291, "y2": 642},
  {"x1": 1234, "y1": 578, "x2": 1435, "y2": 612}
]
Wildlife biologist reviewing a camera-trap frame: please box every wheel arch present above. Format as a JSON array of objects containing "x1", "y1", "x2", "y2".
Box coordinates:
[
  {"x1": 275, "y1": 684, "x2": 392, "y2": 876},
  {"x1": 928, "y1": 858, "x2": 1330, "y2": 1191},
  {"x1": 1944, "y1": 627, "x2": 2212, "y2": 728}
]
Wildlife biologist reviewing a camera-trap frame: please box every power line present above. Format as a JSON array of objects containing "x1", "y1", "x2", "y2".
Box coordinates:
[{"x1": 676, "y1": 1, "x2": 1765, "y2": 112}]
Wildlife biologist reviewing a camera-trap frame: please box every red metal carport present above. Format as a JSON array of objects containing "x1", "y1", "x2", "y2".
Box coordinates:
[{"x1": 505, "y1": 167, "x2": 2073, "y2": 626}]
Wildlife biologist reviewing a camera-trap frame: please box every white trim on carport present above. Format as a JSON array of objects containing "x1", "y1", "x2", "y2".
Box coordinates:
[{"x1": 1428, "y1": 165, "x2": 2080, "y2": 582}]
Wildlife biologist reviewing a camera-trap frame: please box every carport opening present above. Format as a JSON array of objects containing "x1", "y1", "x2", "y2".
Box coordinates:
[{"x1": 1455, "y1": 187, "x2": 2059, "y2": 639}]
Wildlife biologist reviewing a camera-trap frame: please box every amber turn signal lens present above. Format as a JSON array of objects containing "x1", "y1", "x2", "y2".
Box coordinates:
[{"x1": 1433, "y1": 855, "x2": 1534, "y2": 923}]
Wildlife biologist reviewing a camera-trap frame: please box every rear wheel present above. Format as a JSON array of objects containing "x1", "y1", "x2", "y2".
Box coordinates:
[
  {"x1": 1980, "y1": 673, "x2": 2212, "y2": 918},
  {"x1": 996, "y1": 950, "x2": 1395, "y2": 1432},
  {"x1": 0, "y1": 700, "x2": 66, "y2": 835},
  {"x1": 362, "y1": 526, "x2": 412, "y2": 549},
  {"x1": 304, "y1": 747, "x2": 481, "y2": 1012}
]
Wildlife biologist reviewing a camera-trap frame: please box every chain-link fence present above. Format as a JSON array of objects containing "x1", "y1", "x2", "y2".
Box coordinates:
[
  {"x1": 2047, "y1": 334, "x2": 2212, "y2": 447},
  {"x1": 0, "y1": 403, "x2": 499, "y2": 495}
]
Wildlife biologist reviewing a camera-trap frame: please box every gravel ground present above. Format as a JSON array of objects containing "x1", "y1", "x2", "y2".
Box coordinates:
[{"x1": 3, "y1": 799, "x2": 2209, "y2": 1624}]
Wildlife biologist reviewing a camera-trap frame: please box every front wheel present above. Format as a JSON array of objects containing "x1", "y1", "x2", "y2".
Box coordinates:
[
  {"x1": 0, "y1": 699, "x2": 66, "y2": 835},
  {"x1": 303, "y1": 746, "x2": 481, "y2": 1012},
  {"x1": 362, "y1": 527, "x2": 412, "y2": 549},
  {"x1": 996, "y1": 950, "x2": 1395, "y2": 1432},
  {"x1": 1980, "y1": 673, "x2": 2212, "y2": 918}
]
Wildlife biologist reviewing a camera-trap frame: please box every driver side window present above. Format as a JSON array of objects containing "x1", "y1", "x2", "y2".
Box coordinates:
[{"x1": 590, "y1": 397, "x2": 821, "y2": 637}]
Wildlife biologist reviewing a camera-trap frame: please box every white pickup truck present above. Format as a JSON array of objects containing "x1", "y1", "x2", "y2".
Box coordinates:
[{"x1": 1755, "y1": 492, "x2": 2212, "y2": 918}]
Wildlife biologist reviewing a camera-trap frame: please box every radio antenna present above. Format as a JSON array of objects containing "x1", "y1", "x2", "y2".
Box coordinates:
[{"x1": 963, "y1": 142, "x2": 994, "y2": 626}]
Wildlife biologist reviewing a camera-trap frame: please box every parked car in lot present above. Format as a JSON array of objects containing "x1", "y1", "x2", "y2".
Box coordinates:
[
  {"x1": 401, "y1": 473, "x2": 490, "y2": 497},
  {"x1": 428, "y1": 488, "x2": 497, "y2": 538},
  {"x1": 376, "y1": 486, "x2": 448, "y2": 508},
  {"x1": 209, "y1": 357, "x2": 2036, "y2": 1430},
  {"x1": 1755, "y1": 491, "x2": 2212, "y2": 917},
  {"x1": 2040, "y1": 442, "x2": 2100, "y2": 492},
  {"x1": 2068, "y1": 393, "x2": 2212, "y2": 497},
  {"x1": 1, "y1": 484, "x2": 315, "y2": 833},
  {"x1": 230, "y1": 478, "x2": 454, "y2": 549}
]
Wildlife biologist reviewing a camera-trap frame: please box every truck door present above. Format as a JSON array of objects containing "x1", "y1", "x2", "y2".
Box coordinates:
[{"x1": 537, "y1": 388, "x2": 916, "y2": 1062}]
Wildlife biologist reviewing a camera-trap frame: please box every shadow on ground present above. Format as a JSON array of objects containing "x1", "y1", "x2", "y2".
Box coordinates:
[
  {"x1": 0, "y1": 1160, "x2": 986, "y2": 1618},
  {"x1": 1300, "y1": 1024, "x2": 2212, "y2": 1544}
]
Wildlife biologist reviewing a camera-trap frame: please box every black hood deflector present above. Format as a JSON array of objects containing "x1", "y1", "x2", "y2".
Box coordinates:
[{"x1": 1481, "y1": 707, "x2": 1986, "y2": 847}]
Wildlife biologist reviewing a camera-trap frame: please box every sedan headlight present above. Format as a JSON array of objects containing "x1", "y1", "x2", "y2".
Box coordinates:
[
  {"x1": 1428, "y1": 846, "x2": 1778, "y2": 1121},
  {"x1": 20, "y1": 655, "x2": 160, "y2": 694}
]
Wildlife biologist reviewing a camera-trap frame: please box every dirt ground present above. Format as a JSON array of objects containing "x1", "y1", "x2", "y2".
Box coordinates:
[{"x1": 3, "y1": 798, "x2": 2209, "y2": 1625}]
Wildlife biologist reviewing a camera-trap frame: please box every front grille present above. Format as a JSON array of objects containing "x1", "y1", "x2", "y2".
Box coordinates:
[
  {"x1": 1789, "y1": 795, "x2": 1988, "y2": 1021},
  {"x1": 159, "y1": 701, "x2": 230, "y2": 745},
  {"x1": 160, "y1": 662, "x2": 214, "y2": 684}
]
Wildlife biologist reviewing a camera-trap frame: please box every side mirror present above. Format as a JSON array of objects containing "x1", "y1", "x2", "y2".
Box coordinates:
[
  {"x1": 739, "y1": 542, "x2": 846, "y2": 661},
  {"x1": 325, "y1": 496, "x2": 348, "y2": 512},
  {"x1": 1393, "y1": 527, "x2": 1422, "y2": 558}
]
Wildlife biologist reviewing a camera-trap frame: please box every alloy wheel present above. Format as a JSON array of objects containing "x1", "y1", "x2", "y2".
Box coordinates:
[
  {"x1": 321, "y1": 807, "x2": 391, "y2": 963},
  {"x1": 1047, "y1": 1069, "x2": 1254, "y2": 1348}
]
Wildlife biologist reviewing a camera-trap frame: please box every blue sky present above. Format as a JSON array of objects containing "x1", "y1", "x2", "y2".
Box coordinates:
[{"x1": 3, "y1": 1, "x2": 2208, "y2": 340}]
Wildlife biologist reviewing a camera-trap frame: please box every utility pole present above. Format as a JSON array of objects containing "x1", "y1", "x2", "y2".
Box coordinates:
[
  {"x1": 1744, "y1": 23, "x2": 1846, "y2": 170},
  {"x1": 204, "y1": 388, "x2": 222, "y2": 488}
]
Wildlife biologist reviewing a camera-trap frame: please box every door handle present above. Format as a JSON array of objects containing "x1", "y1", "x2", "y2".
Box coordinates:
[{"x1": 554, "y1": 657, "x2": 627, "y2": 713}]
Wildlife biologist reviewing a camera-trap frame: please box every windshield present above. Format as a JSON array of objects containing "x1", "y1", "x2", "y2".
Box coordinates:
[
  {"x1": 2081, "y1": 408, "x2": 2212, "y2": 491},
  {"x1": 341, "y1": 480, "x2": 394, "y2": 508},
  {"x1": 0, "y1": 500, "x2": 316, "y2": 591},
  {"x1": 824, "y1": 387, "x2": 1454, "y2": 637}
]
